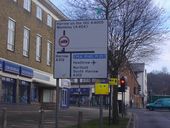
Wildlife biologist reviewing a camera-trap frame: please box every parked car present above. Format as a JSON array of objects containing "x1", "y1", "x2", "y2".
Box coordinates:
[{"x1": 146, "y1": 98, "x2": 170, "y2": 111}]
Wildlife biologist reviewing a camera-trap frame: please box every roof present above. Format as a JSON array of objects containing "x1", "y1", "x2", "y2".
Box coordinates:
[
  {"x1": 131, "y1": 63, "x2": 145, "y2": 72},
  {"x1": 41, "y1": 0, "x2": 68, "y2": 20}
]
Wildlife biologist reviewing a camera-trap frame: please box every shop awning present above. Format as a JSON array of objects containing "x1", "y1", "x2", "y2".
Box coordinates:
[{"x1": 32, "y1": 78, "x2": 56, "y2": 88}]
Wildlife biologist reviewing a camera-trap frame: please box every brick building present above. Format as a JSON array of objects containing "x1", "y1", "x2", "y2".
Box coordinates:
[
  {"x1": 119, "y1": 64, "x2": 143, "y2": 108},
  {"x1": 0, "y1": 0, "x2": 66, "y2": 104}
]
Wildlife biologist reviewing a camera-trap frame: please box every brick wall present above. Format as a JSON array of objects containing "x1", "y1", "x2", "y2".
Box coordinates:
[
  {"x1": 0, "y1": 0, "x2": 57, "y2": 73},
  {"x1": 120, "y1": 64, "x2": 142, "y2": 108}
]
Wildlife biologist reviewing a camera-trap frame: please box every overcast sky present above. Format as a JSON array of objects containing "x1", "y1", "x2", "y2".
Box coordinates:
[{"x1": 50, "y1": 0, "x2": 170, "y2": 73}]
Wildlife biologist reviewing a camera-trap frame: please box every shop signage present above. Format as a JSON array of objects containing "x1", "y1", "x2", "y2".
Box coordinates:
[
  {"x1": 4, "y1": 61, "x2": 20, "y2": 74},
  {"x1": 70, "y1": 88, "x2": 90, "y2": 95},
  {"x1": 34, "y1": 71, "x2": 50, "y2": 81},
  {"x1": 2, "y1": 77, "x2": 16, "y2": 83},
  {"x1": 0, "y1": 60, "x2": 3, "y2": 70},
  {"x1": 20, "y1": 66, "x2": 33, "y2": 78}
]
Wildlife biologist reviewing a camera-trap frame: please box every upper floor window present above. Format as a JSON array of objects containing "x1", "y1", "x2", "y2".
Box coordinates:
[
  {"x1": 47, "y1": 41, "x2": 52, "y2": 65},
  {"x1": 36, "y1": 6, "x2": 42, "y2": 20},
  {"x1": 47, "y1": 14, "x2": 52, "y2": 27},
  {"x1": 7, "y1": 18, "x2": 16, "y2": 51},
  {"x1": 23, "y1": 27, "x2": 30, "y2": 57},
  {"x1": 23, "y1": 0, "x2": 31, "y2": 12},
  {"x1": 36, "y1": 35, "x2": 42, "y2": 62}
]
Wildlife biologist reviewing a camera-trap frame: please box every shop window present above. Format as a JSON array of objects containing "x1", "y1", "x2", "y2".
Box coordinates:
[
  {"x1": 1, "y1": 77, "x2": 16, "y2": 103},
  {"x1": 61, "y1": 89, "x2": 67, "y2": 106},
  {"x1": 31, "y1": 86, "x2": 38, "y2": 102},
  {"x1": 43, "y1": 90, "x2": 53, "y2": 102},
  {"x1": 19, "y1": 81, "x2": 30, "y2": 104}
]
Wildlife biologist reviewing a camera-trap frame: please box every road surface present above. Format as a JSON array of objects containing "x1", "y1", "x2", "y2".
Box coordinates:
[{"x1": 133, "y1": 109, "x2": 170, "y2": 128}]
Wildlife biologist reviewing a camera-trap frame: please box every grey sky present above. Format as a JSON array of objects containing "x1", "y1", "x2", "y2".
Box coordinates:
[{"x1": 50, "y1": 0, "x2": 170, "y2": 73}]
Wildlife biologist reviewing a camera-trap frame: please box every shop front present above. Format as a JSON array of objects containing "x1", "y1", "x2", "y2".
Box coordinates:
[
  {"x1": 1, "y1": 77, "x2": 16, "y2": 103},
  {"x1": 0, "y1": 59, "x2": 61, "y2": 107},
  {"x1": 32, "y1": 71, "x2": 57, "y2": 110},
  {"x1": 60, "y1": 79, "x2": 71, "y2": 109},
  {"x1": 70, "y1": 88, "x2": 90, "y2": 106},
  {"x1": 60, "y1": 88, "x2": 69, "y2": 108},
  {"x1": 0, "y1": 59, "x2": 33, "y2": 104},
  {"x1": 19, "y1": 80, "x2": 31, "y2": 104}
]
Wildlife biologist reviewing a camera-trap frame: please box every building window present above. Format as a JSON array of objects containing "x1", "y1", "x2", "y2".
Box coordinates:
[
  {"x1": 36, "y1": 6, "x2": 42, "y2": 20},
  {"x1": 47, "y1": 14, "x2": 52, "y2": 27},
  {"x1": 36, "y1": 35, "x2": 42, "y2": 62},
  {"x1": 7, "y1": 18, "x2": 16, "y2": 51},
  {"x1": 43, "y1": 90, "x2": 53, "y2": 102},
  {"x1": 23, "y1": 0, "x2": 31, "y2": 12},
  {"x1": 71, "y1": 79, "x2": 78, "y2": 83},
  {"x1": 23, "y1": 27, "x2": 30, "y2": 57},
  {"x1": 80, "y1": 79, "x2": 91, "y2": 83},
  {"x1": 47, "y1": 41, "x2": 52, "y2": 65},
  {"x1": 13, "y1": 0, "x2": 17, "y2": 2}
]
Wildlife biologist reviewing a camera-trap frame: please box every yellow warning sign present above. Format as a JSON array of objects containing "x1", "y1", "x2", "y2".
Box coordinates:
[
  {"x1": 95, "y1": 83, "x2": 109, "y2": 95},
  {"x1": 109, "y1": 78, "x2": 118, "y2": 85}
]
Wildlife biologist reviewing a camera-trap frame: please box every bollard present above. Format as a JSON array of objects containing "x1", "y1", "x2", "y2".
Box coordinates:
[
  {"x1": 2, "y1": 108, "x2": 7, "y2": 128},
  {"x1": 77, "y1": 111, "x2": 83, "y2": 128},
  {"x1": 38, "y1": 108, "x2": 44, "y2": 128}
]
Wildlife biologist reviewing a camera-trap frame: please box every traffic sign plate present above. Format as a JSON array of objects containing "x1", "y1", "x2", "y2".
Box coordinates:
[{"x1": 54, "y1": 20, "x2": 108, "y2": 79}]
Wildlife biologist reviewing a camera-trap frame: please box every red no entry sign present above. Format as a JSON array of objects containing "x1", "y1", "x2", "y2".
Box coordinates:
[{"x1": 59, "y1": 35, "x2": 70, "y2": 47}]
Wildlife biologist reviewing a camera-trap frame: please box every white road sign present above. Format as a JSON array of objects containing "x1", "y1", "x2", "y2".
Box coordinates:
[{"x1": 54, "y1": 20, "x2": 108, "y2": 78}]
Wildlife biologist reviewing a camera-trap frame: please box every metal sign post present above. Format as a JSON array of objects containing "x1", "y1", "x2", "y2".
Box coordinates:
[
  {"x1": 122, "y1": 91, "x2": 124, "y2": 118},
  {"x1": 109, "y1": 85, "x2": 112, "y2": 125},
  {"x1": 78, "y1": 78, "x2": 81, "y2": 107},
  {"x1": 95, "y1": 82, "x2": 109, "y2": 128},
  {"x1": 99, "y1": 95, "x2": 103, "y2": 128},
  {"x1": 55, "y1": 79, "x2": 60, "y2": 128},
  {"x1": 54, "y1": 19, "x2": 108, "y2": 128},
  {"x1": 108, "y1": 77, "x2": 117, "y2": 124}
]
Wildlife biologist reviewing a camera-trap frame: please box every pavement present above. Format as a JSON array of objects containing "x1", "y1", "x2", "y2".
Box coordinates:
[{"x1": 0, "y1": 104, "x2": 109, "y2": 128}]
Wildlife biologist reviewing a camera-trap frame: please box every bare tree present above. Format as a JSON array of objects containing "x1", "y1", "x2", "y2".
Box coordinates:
[{"x1": 64, "y1": 0, "x2": 168, "y2": 123}]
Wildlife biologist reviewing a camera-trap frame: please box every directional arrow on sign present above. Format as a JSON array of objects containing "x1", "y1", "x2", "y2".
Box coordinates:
[{"x1": 91, "y1": 60, "x2": 96, "y2": 65}]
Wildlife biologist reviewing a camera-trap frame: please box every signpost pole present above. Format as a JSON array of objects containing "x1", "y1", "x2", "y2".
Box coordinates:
[
  {"x1": 99, "y1": 95, "x2": 103, "y2": 128},
  {"x1": 78, "y1": 78, "x2": 81, "y2": 107},
  {"x1": 121, "y1": 91, "x2": 124, "y2": 118},
  {"x1": 55, "y1": 79, "x2": 60, "y2": 128},
  {"x1": 123, "y1": 92, "x2": 126, "y2": 115},
  {"x1": 109, "y1": 85, "x2": 112, "y2": 125}
]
